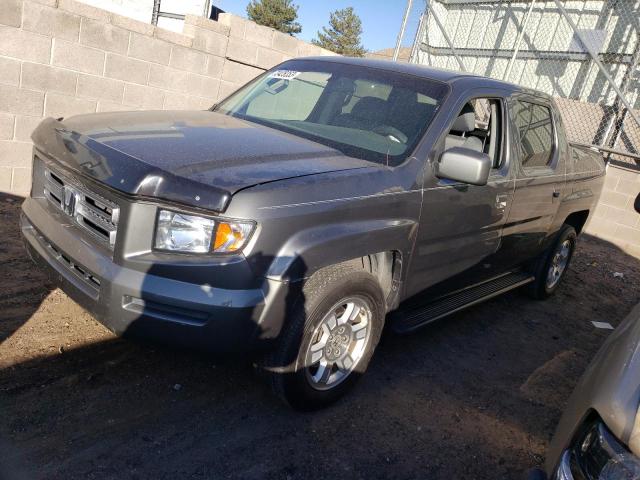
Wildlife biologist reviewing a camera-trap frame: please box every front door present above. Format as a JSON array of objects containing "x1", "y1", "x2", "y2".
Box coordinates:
[{"x1": 405, "y1": 95, "x2": 516, "y2": 299}]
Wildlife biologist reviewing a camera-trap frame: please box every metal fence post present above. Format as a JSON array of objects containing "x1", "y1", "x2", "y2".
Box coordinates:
[
  {"x1": 606, "y1": 40, "x2": 640, "y2": 153},
  {"x1": 151, "y1": 0, "x2": 161, "y2": 26},
  {"x1": 202, "y1": 0, "x2": 211, "y2": 18},
  {"x1": 409, "y1": 10, "x2": 427, "y2": 64},
  {"x1": 394, "y1": 0, "x2": 414, "y2": 61},
  {"x1": 430, "y1": 5, "x2": 466, "y2": 71},
  {"x1": 504, "y1": 0, "x2": 537, "y2": 81}
]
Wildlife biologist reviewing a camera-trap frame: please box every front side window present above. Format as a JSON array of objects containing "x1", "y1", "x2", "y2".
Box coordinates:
[
  {"x1": 214, "y1": 60, "x2": 449, "y2": 165},
  {"x1": 512, "y1": 100, "x2": 555, "y2": 172},
  {"x1": 443, "y1": 98, "x2": 504, "y2": 169}
]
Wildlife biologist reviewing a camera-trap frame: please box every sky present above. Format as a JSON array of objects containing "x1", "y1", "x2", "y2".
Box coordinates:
[{"x1": 214, "y1": 0, "x2": 425, "y2": 53}]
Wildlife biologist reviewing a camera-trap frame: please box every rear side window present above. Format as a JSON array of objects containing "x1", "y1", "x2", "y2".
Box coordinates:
[{"x1": 513, "y1": 101, "x2": 555, "y2": 171}]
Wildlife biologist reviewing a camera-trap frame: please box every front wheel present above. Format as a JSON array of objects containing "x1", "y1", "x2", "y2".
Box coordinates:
[
  {"x1": 259, "y1": 261, "x2": 385, "y2": 410},
  {"x1": 527, "y1": 225, "x2": 577, "y2": 299}
]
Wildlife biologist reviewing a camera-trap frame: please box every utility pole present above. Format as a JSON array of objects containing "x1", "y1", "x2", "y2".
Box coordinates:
[{"x1": 393, "y1": 0, "x2": 414, "y2": 61}]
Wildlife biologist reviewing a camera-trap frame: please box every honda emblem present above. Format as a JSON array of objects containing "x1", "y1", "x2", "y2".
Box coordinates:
[{"x1": 62, "y1": 186, "x2": 77, "y2": 216}]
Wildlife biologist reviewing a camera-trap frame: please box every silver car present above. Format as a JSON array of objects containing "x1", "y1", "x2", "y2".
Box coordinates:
[{"x1": 540, "y1": 194, "x2": 640, "y2": 479}]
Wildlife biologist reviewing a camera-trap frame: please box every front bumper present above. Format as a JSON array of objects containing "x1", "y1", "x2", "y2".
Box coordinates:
[
  {"x1": 21, "y1": 201, "x2": 269, "y2": 353},
  {"x1": 549, "y1": 420, "x2": 640, "y2": 480}
]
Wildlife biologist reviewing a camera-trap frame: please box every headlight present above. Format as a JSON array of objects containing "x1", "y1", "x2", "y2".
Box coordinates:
[
  {"x1": 565, "y1": 420, "x2": 640, "y2": 480},
  {"x1": 154, "y1": 209, "x2": 254, "y2": 254}
]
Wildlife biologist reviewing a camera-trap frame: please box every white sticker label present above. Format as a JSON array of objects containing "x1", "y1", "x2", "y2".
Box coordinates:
[
  {"x1": 592, "y1": 321, "x2": 614, "y2": 330},
  {"x1": 268, "y1": 70, "x2": 301, "y2": 80}
]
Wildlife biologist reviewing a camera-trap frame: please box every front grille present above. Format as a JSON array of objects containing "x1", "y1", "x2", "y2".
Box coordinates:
[{"x1": 43, "y1": 166, "x2": 120, "y2": 249}]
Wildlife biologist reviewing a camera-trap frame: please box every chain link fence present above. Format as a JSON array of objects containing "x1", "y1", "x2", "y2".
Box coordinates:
[{"x1": 410, "y1": 0, "x2": 640, "y2": 169}]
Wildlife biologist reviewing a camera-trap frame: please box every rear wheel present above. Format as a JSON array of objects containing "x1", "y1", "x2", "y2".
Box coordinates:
[
  {"x1": 260, "y1": 261, "x2": 385, "y2": 410},
  {"x1": 527, "y1": 225, "x2": 577, "y2": 299}
]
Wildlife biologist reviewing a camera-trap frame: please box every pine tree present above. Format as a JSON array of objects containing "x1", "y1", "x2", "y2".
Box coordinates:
[
  {"x1": 312, "y1": 7, "x2": 366, "y2": 57},
  {"x1": 246, "y1": 0, "x2": 302, "y2": 36}
]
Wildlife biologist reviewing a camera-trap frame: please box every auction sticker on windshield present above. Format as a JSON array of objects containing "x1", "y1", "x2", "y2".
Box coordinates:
[{"x1": 268, "y1": 70, "x2": 301, "y2": 80}]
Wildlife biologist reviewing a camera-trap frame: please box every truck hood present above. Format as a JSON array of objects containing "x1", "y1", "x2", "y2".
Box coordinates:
[{"x1": 31, "y1": 110, "x2": 374, "y2": 212}]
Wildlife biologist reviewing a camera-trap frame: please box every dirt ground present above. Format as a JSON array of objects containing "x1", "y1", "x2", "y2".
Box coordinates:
[{"x1": 1, "y1": 191, "x2": 639, "y2": 480}]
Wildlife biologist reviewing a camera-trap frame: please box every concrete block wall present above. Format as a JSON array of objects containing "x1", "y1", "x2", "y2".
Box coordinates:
[
  {"x1": 0, "y1": 0, "x2": 335, "y2": 195},
  {"x1": 586, "y1": 165, "x2": 640, "y2": 257}
]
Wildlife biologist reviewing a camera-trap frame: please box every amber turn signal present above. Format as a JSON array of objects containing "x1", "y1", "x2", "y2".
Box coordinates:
[{"x1": 212, "y1": 221, "x2": 254, "y2": 253}]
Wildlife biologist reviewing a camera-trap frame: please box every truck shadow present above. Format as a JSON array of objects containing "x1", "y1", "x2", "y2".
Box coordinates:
[
  {"x1": 2, "y1": 189, "x2": 640, "y2": 479},
  {"x1": 0, "y1": 193, "x2": 55, "y2": 344}
]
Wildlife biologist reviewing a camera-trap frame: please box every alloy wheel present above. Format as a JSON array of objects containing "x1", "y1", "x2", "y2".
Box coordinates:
[
  {"x1": 303, "y1": 296, "x2": 372, "y2": 391},
  {"x1": 546, "y1": 239, "x2": 572, "y2": 289}
]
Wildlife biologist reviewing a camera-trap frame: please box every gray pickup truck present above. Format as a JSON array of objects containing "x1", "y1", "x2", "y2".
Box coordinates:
[{"x1": 21, "y1": 57, "x2": 605, "y2": 409}]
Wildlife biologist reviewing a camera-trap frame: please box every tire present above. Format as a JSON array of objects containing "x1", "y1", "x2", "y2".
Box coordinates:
[
  {"x1": 527, "y1": 225, "x2": 577, "y2": 300},
  {"x1": 259, "y1": 260, "x2": 385, "y2": 411}
]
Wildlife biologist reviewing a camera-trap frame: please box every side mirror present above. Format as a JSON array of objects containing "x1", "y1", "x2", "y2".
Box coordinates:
[
  {"x1": 634, "y1": 193, "x2": 640, "y2": 214},
  {"x1": 436, "y1": 147, "x2": 492, "y2": 186}
]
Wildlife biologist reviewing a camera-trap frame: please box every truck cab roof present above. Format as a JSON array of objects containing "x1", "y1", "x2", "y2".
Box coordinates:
[{"x1": 299, "y1": 56, "x2": 552, "y2": 100}]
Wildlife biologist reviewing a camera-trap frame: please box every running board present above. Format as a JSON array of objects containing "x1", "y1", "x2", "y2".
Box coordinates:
[{"x1": 390, "y1": 271, "x2": 534, "y2": 334}]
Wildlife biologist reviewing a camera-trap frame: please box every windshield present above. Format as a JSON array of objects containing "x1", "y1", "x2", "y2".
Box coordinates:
[{"x1": 214, "y1": 60, "x2": 449, "y2": 165}]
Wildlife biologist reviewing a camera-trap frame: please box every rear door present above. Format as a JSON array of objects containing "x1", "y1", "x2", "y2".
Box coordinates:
[{"x1": 500, "y1": 95, "x2": 567, "y2": 267}]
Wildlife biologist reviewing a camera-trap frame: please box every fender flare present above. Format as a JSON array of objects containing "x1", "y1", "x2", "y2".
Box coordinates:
[
  {"x1": 265, "y1": 218, "x2": 417, "y2": 282},
  {"x1": 255, "y1": 219, "x2": 416, "y2": 340}
]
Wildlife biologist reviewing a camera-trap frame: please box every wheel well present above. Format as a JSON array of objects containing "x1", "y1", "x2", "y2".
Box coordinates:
[
  {"x1": 564, "y1": 210, "x2": 590, "y2": 234},
  {"x1": 360, "y1": 251, "x2": 402, "y2": 312}
]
